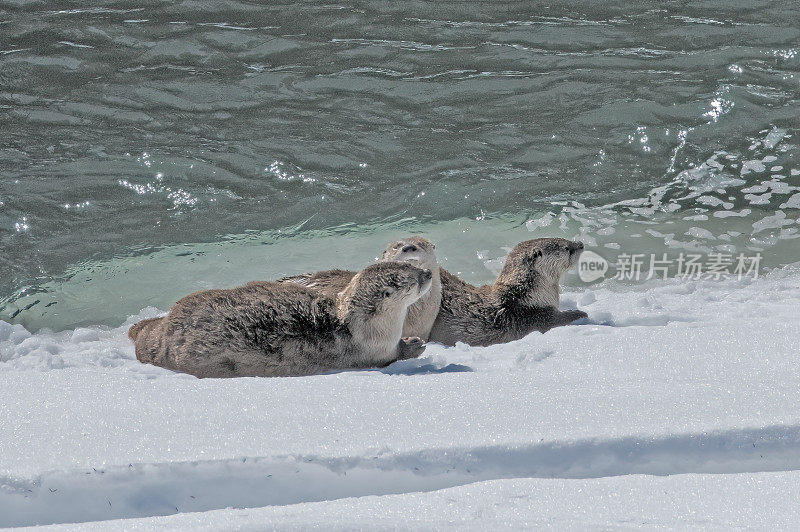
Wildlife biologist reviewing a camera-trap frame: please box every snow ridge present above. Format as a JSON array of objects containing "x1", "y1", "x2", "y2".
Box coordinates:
[{"x1": 3, "y1": 423, "x2": 800, "y2": 527}]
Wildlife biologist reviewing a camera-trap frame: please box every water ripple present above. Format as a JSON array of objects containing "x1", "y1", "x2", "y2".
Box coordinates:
[{"x1": 1, "y1": 0, "x2": 799, "y2": 328}]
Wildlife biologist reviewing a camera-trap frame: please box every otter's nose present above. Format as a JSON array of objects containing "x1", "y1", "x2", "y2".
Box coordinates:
[
  {"x1": 420, "y1": 268, "x2": 432, "y2": 281},
  {"x1": 402, "y1": 244, "x2": 418, "y2": 253},
  {"x1": 570, "y1": 241, "x2": 584, "y2": 252}
]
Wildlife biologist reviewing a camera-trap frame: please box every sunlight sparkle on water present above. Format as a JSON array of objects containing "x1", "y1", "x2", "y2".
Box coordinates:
[{"x1": 14, "y1": 217, "x2": 30, "y2": 233}]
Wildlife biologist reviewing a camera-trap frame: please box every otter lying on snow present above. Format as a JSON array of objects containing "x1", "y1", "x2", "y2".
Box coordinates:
[
  {"x1": 428, "y1": 238, "x2": 587, "y2": 346},
  {"x1": 129, "y1": 262, "x2": 433, "y2": 378},
  {"x1": 282, "y1": 236, "x2": 586, "y2": 348},
  {"x1": 280, "y1": 236, "x2": 442, "y2": 341}
]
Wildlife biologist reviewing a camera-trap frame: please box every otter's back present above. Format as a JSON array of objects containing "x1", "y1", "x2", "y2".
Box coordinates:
[
  {"x1": 143, "y1": 282, "x2": 344, "y2": 377},
  {"x1": 428, "y1": 268, "x2": 497, "y2": 346},
  {"x1": 277, "y1": 269, "x2": 356, "y2": 296}
]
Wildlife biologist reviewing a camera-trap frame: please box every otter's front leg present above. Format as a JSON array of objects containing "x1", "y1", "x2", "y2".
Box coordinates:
[{"x1": 397, "y1": 336, "x2": 427, "y2": 360}]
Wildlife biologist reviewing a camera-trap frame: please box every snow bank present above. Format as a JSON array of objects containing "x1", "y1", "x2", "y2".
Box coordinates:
[{"x1": 2, "y1": 265, "x2": 800, "y2": 528}]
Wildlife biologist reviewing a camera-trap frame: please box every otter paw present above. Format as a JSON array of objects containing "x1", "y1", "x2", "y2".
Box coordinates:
[
  {"x1": 564, "y1": 310, "x2": 588, "y2": 323},
  {"x1": 399, "y1": 336, "x2": 426, "y2": 359}
]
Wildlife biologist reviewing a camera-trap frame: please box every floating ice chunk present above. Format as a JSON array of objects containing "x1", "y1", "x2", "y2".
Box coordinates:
[
  {"x1": 714, "y1": 244, "x2": 737, "y2": 253},
  {"x1": 696, "y1": 196, "x2": 732, "y2": 208},
  {"x1": 721, "y1": 178, "x2": 746, "y2": 187},
  {"x1": 745, "y1": 193, "x2": 772, "y2": 205},
  {"x1": 714, "y1": 209, "x2": 751, "y2": 218},
  {"x1": 704, "y1": 154, "x2": 724, "y2": 170},
  {"x1": 751, "y1": 234, "x2": 778, "y2": 247},
  {"x1": 628, "y1": 206, "x2": 657, "y2": 216},
  {"x1": 525, "y1": 212, "x2": 555, "y2": 231},
  {"x1": 769, "y1": 181, "x2": 796, "y2": 194},
  {"x1": 780, "y1": 227, "x2": 799, "y2": 239},
  {"x1": 762, "y1": 127, "x2": 786, "y2": 149},
  {"x1": 742, "y1": 181, "x2": 796, "y2": 201},
  {"x1": 685, "y1": 227, "x2": 714, "y2": 239},
  {"x1": 742, "y1": 184, "x2": 769, "y2": 193},
  {"x1": 780, "y1": 193, "x2": 800, "y2": 210},
  {"x1": 762, "y1": 126, "x2": 786, "y2": 150},
  {"x1": 752, "y1": 211, "x2": 793, "y2": 233},
  {"x1": 740, "y1": 160, "x2": 766, "y2": 175}
]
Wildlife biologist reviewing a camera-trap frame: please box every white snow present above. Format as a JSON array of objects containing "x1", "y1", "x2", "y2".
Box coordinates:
[{"x1": 2, "y1": 265, "x2": 800, "y2": 529}]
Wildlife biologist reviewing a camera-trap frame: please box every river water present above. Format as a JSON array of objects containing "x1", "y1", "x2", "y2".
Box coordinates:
[{"x1": 1, "y1": 1, "x2": 799, "y2": 331}]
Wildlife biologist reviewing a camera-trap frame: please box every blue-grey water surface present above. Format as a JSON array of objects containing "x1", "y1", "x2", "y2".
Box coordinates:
[{"x1": 1, "y1": 1, "x2": 799, "y2": 331}]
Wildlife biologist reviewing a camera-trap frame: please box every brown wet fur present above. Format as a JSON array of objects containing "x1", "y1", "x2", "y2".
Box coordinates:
[
  {"x1": 279, "y1": 236, "x2": 442, "y2": 341},
  {"x1": 129, "y1": 262, "x2": 432, "y2": 378},
  {"x1": 427, "y1": 238, "x2": 587, "y2": 347},
  {"x1": 128, "y1": 317, "x2": 162, "y2": 341}
]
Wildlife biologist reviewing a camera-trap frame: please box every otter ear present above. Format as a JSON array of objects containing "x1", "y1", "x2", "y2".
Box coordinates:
[{"x1": 382, "y1": 288, "x2": 394, "y2": 298}]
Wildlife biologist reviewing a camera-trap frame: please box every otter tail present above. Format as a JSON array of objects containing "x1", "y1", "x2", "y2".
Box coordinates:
[
  {"x1": 128, "y1": 317, "x2": 162, "y2": 341},
  {"x1": 129, "y1": 317, "x2": 166, "y2": 364}
]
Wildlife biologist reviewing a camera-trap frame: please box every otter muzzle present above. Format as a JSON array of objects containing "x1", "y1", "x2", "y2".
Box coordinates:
[
  {"x1": 417, "y1": 268, "x2": 433, "y2": 297},
  {"x1": 567, "y1": 241, "x2": 584, "y2": 267}
]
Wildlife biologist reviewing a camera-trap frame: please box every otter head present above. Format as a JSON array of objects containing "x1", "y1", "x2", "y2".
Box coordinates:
[
  {"x1": 337, "y1": 262, "x2": 433, "y2": 359},
  {"x1": 379, "y1": 236, "x2": 438, "y2": 271},
  {"x1": 494, "y1": 238, "x2": 583, "y2": 308},
  {"x1": 337, "y1": 262, "x2": 433, "y2": 324}
]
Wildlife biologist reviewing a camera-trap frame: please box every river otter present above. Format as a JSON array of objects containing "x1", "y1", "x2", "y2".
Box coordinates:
[
  {"x1": 129, "y1": 262, "x2": 433, "y2": 378},
  {"x1": 279, "y1": 236, "x2": 442, "y2": 341},
  {"x1": 427, "y1": 238, "x2": 587, "y2": 346}
]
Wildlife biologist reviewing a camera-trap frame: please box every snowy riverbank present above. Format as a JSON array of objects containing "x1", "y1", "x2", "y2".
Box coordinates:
[{"x1": 2, "y1": 264, "x2": 799, "y2": 529}]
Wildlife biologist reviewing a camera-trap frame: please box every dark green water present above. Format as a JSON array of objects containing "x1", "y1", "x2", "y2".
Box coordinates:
[{"x1": 1, "y1": 1, "x2": 799, "y2": 330}]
